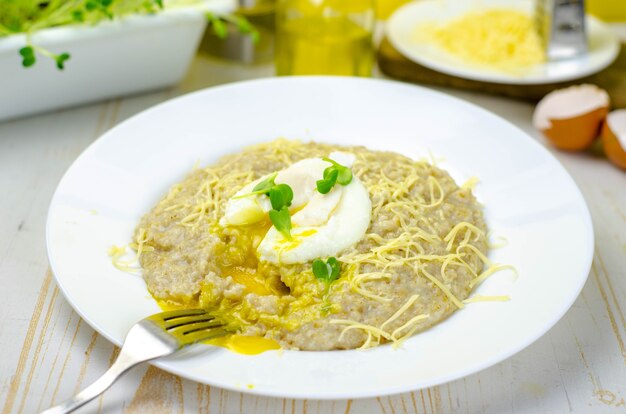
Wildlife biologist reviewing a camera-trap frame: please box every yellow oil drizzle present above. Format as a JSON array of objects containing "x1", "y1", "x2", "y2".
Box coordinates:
[{"x1": 206, "y1": 335, "x2": 281, "y2": 355}]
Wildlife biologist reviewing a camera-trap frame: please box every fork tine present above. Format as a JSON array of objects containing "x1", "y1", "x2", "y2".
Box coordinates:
[
  {"x1": 179, "y1": 327, "x2": 232, "y2": 345},
  {"x1": 162, "y1": 314, "x2": 217, "y2": 329},
  {"x1": 175, "y1": 319, "x2": 226, "y2": 335},
  {"x1": 150, "y1": 309, "x2": 207, "y2": 322}
]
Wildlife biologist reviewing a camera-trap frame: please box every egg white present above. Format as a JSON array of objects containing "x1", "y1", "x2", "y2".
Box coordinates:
[{"x1": 220, "y1": 151, "x2": 372, "y2": 264}]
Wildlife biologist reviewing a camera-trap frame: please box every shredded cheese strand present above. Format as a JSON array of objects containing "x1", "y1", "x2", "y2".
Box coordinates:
[{"x1": 420, "y1": 266, "x2": 465, "y2": 309}]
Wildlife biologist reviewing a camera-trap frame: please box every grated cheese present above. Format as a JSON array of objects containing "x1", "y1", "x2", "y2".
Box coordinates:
[
  {"x1": 424, "y1": 9, "x2": 545, "y2": 72},
  {"x1": 108, "y1": 245, "x2": 140, "y2": 273}
]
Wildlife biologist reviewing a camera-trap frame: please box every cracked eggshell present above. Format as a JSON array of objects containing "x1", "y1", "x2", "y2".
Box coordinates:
[
  {"x1": 601, "y1": 109, "x2": 626, "y2": 170},
  {"x1": 533, "y1": 84, "x2": 610, "y2": 151}
]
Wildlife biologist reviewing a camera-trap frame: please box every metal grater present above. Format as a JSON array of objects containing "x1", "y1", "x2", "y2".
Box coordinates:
[{"x1": 535, "y1": 0, "x2": 587, "y2": 60}]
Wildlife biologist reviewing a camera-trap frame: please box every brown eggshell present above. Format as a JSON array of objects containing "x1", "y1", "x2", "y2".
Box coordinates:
[
  {"x1": 542, "y1": 106, "x2": 608, "y2": 151},
  {"x1": 601, "y1": 110, "x2": 626, "y2": 170},
  {"x1": 533, "y1": 84, "x2": 610, "y2": 151}
]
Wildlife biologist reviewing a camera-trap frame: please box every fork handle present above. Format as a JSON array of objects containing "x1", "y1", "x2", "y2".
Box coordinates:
[{"x1": 41, "y1": 350, "x2": 148, "y2": 414}]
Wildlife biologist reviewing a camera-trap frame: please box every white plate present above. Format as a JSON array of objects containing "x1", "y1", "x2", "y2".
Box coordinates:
[
  {"x1": 387, "y1": 0, "x2": 620, "y2": 85},
  {"x1": 46, "y1": 77, "x2": 593, "y2": 399}
]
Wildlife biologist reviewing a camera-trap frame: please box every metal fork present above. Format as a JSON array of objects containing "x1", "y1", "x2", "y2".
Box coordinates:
[{"x1": 41, "y1": 309, "x2": 233, "y2": 414}]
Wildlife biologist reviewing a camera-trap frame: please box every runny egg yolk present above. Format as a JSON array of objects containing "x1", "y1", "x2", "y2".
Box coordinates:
[
  {"x1": 220, "y1": 266, "x2": 273, "y2": 296},
  {"x1": 205, "y1": 335, "x2": 281, "y2": 355},
  {"x1": 155, "y1": 298, "x2": 282, "y2": 355},
  {"x1": 277, "y1": 229, "x2": 318, "y2": 252},
  {"x1": 216, "y1": 217, "x2": 289, "y2": 296}
]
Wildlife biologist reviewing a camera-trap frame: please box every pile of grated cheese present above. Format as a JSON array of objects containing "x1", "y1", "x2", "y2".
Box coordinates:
[{"x1": 425, "y1": 9, "x2": 545, "y2": 71}]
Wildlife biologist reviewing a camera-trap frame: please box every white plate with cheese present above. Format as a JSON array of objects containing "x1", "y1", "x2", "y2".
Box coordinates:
[
  {"x1": 387, "y1": 0, "x2": 620, "y2": 85},
  {"x1": 46, "y1": 77, "x2": 593, "y2": 398}
]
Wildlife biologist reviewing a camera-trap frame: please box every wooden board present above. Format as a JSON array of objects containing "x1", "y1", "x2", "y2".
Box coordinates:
[{"x1": 377, "y1": 38, "x2": 626, "y2": 107}]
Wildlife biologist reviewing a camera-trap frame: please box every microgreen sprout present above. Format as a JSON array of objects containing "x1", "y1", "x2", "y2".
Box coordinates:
[
  {"x1": 316, "y1": 158, "x2": 353, "y2": 194},
  {"x1": 206, "y1": 13, "x2": 228, "y2": 39},
  {"x1": 55, "y1": 53, "x2": 71, "y2": 69},
  {"x1": 232, "y1": 173, "x2": 278, "y2": 199},
  {"x1": 312, "y1": 257, "x2": 341, "y2": 284},
  {"x1": 19, "y1": 46, "x2": 36, "y2": 67},
  {"x1": 233, "y1": 172, "x2": 293, "y2": 239},
  {"x1": 316, "y1": 168, "x2": 338, "y2": 194},
  {"x1": 221, "y1": 14, "x2": 260, "y2": 43},
  {"x1": 269, "y1": 207, "x2": 292, "y2": 240},
  {"x1": 269, "y1": 184, "x2": 293, "y2": 211},
  {"x1": 252, "y1": 172, "x2": 278, "y2": 194}
]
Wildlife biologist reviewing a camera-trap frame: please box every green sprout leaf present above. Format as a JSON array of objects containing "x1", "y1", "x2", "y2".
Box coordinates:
[
  {"x1": 232, "y1": 172, "x2": 278, "y2": 199},
  {"x1": 316, "y1": 168, "x2": 338, "y2": 194},
  {"x1": 323, "y1": 166, "x2": 337, "y2": 180},
  {"x1": 269, "y1": 207, "x2": 292, "y2": 240},
  {"x1": 312, "y1": 259, "x2": 328, "y2": 280},
  {"x1": 322, "y1": 157, "x2": 353, "y2": 185},
  {"x1": 55, "y1": 53, "x2": 70, "y2": 70},
  {"x1": 312, "y1": 257, "x2": 341, "y2": 283},
  {"x1": 326, "y1": 257, "x2": 341, "y2": 281},
  {"x1": 269, "y1": 184, "x2": 293, "y2": 211},
  {"x1": 316, "y1": 158, "x2": 353, "y2": 194},
  {"x1": 211, "y1": 17, "x2": 227, "y2": 39},
  {"x1": 252, "y1": 172, "x2": 277, "y2": 194},
  {"x1": 232, "y1": 15, "x2": 260, "y2": 43},
  {"x1": 19, "y1": 46, "x2": 35, "y2": 67},
  {"x1": 336, "y1": 166, "x2": 352, "y2": 185},
  {"x1": 72, "y1": 10, "x2": 85, "y2": 22}
]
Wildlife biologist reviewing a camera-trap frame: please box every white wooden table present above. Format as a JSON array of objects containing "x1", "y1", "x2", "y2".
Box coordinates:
[{"x1": 1, "y1": 53, "x2": 625, "y2": 414}]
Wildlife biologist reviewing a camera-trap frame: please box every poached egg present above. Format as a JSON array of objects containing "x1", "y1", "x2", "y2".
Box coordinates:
[{"x1": 220, "y1": 152, "x2": 371, "y2": 264}]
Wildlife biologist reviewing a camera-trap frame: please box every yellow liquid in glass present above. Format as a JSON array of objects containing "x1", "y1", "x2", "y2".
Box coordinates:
[
  {"x1": 375, "y1": 0, "x2": 412, "y2": 19},
  {"x1": 587, "y1": 0, "x2": 626, "y2": 21},
  {"x1": 275, "y1": 17, "x2": 374, "y2": 76}
]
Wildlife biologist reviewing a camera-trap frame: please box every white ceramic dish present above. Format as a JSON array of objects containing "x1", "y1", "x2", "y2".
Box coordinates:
[
  {"x1": 0, "y1": 1, "x2": 233, "y2": 122},
  {"x1": 387, "y1": 0, "x2": 620, "y2": 85},
  {"x1": 46, "y1": 77, "x2": 593, "y2": 399}
]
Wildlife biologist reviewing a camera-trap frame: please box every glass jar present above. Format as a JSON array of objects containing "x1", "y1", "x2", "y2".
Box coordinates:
[
  {"x1": 587, "y1": 0, "x2": 626, "y2": 21},
  {"x1": 275, "y1": 0, "x2": 375, "y2": 76},
  {"x1": 375, "y1": 0, "x2": 412, "y2": 20}
]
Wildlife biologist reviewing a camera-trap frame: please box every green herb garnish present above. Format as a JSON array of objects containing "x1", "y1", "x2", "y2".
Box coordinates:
[
  {"x1": 233, "y1": 172, "x2": 294, "y2": 238},
  {"x1": 312, "y1": 257, "x2": 341, "y2": 283},
  {"x1": 19, "y1": 46, "x2": 35, "y2": 68},
  {"x1": 316, "y1": 158, "x2": 353, "y2": 194},
  {"x1": 269, "y1": 183, "x2": 293, "y2": 211},
  {"x1": 316, "y1": 168, "x2": 338, "y2": 194},
  {"x1": 252, "y1": 172, "x2": 278, "y2": 194},
  {"x1": 232, "y1": 172, "x2": 278, "y2": 199},
  {"x1": 269, "y1": 206, "x2": 292, "y2": 240},
  {"x1": 55, "y1": 52, "x2": 71, "y2": 69}
]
